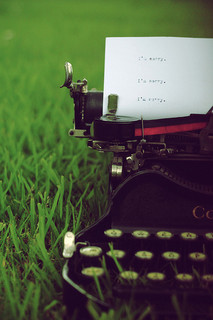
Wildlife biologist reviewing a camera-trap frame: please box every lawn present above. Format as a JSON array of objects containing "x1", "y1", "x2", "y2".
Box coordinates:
[{"x1": 0, "y1": 0, "x2": 213, "y2": 319}]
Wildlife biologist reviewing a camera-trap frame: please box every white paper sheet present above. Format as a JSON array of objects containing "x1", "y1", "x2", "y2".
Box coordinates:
[{"x1": 103, "y1": 37, "x2": 213, "y2": 120}]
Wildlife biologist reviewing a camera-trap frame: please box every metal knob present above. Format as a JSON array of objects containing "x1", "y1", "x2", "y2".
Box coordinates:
[{"x1": 63, "y1": 231, "x2": 76, "y2": 258}]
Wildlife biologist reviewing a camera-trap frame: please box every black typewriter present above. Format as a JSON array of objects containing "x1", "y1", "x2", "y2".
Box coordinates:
[{"x1": 61, "y1": 63, "x2": 213, "y2": 320}]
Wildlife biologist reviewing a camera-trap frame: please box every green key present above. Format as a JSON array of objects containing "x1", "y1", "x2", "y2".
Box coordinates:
[
  {"x1": 202, "y1": 274, "x2": 213, "y2": 283},
  {"x1": 135, "y1": 250, "x2": 153, "y2": 260},
  {"x1": 120, "y1": 271, "x2": 139, "y2": 280},
  {"x1": 81, "y1": 267, "x2": 104, "y2": 277},
  {"x1": 147, "y1": 272, "x2": 165, "y2": 281},
  {"x1": 180, "y1": 232, "x2": 197, "y2": 240},
  {"x1": 162, "y1": 251, "x2": 180, "y2": 261},
  {"x1": 156, "y1": 231, "x2": 173, "y2": 239},
  {"x1": 106, "y1": 249, "x2": 126, "y2": 259},
  {"x1": 104, "y1": 229, "x2": 123, "y2": 238},
  {"x1": 132, "y1": 230, "x2": 150, "y2": 239},
  {"x1": 205, "y1": 232, "x2": 213, "y2": 241},
  {"x1": 176, "y1": 273, "x2": 193, "y2": 282},
  {"x1": 188, "y1": 252, "x2": 206, "y2": 262},
  {"x1": 80, "y1": 246, "x2": 102, "y2": 257}
]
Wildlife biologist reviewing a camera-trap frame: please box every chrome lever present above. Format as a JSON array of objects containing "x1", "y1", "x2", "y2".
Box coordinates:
[{"x1": 60, "y1": 62, "x2": 73, "y2": 88}]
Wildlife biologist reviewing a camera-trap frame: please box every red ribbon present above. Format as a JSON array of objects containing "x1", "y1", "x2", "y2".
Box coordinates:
[{"x1": 135, "y1": 122, "x2": 207, "y2": 137}]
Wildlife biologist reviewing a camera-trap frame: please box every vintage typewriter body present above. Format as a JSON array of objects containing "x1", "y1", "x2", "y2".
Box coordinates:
[{"x1": 61, "y1": 63, "x2": 213, "y2": 319}]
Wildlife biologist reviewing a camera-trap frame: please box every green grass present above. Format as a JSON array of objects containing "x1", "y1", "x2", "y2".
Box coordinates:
[{"x1": 0, "y1": 0, "x2": 213, "y2": 319}]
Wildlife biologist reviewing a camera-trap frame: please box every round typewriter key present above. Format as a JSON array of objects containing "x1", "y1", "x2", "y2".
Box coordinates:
[
  {"x1": 188, "y1": 252, "x2": 207, "y2": 273},
  {"x1": 134, "y1": 250, "x2": 154, "y2": 271},
  {"x1": 104, "y1": 229, "x2": 123, "y2": 239},
  {"x1": 180, "y1": 232, "x2": 197, "y2": 241},
  {"x1": 106, "y1": 249, "x2": 126, "y2": 259},
  {"x1": 106, "y1": 249, "x2": 126, "y2": 270},
  {"x1": 81, "y1": 267, "x2": 104, "y2": 278},
  {"x1": 155, "y1": 231, "x2": 174, "y2": 251},
  {"x1": 180, "y1": 232, "x2": 199, "y2": 254},
  {"x1": 132, "y1": 230, "x2": 151, "y2": 250},
  {"x1": 156, "y1": 231, "x2": 173, "y2": 240},
  {"x1": 147, "y1": 272, "x2": 165, "y2": 284},
  {"x1": 162, "y1": 251, "x2": 180, "y2": 261},
  {"x1": 80, "y1": 246, "x2": 102, "y2": 258},
  {"x1": 188, "y1": 252, "x2": 206, "y2": 262},
  {"x1": 120, "y1": 270, "x2": 139, "y2": 281},
  {"x1": 202, "y1": 274, "x2": 213, "y2": 287},
  {"x1": 106, "y1": 249, "x2": 127, "y2": 271},
  {"x1": 135, "y1": 250, "x2": 154, "y2": 260},
  {"x1": 205, "y1": 232, "x2": 213, "y2": 241},
  {"x1": 132, "y1": 230, "x2": 150, "y2": 239},
  {"x1": 175, "y1": 273, "x2": 193, "y2": 284},
  {"x1": 161, "y1": 251, "x2": 181, "y2": 276}
]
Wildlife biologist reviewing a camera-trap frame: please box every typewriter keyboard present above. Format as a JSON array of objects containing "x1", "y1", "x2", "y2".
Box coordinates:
[{"x1": 70, "y1": 228, "x2": 213, "y2": 316}]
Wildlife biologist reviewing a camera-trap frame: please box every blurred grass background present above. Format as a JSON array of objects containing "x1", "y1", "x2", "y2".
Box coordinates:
[{"x1": 0, "y1": 0, "x2": 213, "y2": 319}]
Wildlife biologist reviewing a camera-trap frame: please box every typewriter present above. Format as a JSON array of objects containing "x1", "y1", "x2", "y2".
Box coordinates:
[{"x1": 61, "y1": 62, "x2": 213, "y2": 319}]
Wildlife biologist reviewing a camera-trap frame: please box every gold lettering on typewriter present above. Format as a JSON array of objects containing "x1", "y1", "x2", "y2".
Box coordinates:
[
  {"x1": 206, "y1": 210, "x2": 213, "y2": 220},
  {"x1": 192, "y1": 206, "x2": 213, "y2": 220},
  {"x1": 192, "y1": 206, "x2": 205, "y2": 219}
]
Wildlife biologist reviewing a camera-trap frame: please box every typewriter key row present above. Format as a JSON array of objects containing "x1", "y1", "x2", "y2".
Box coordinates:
[
  {"x1": 80, "y1": 266, "x2": 213, "y2": 286},
  {"x1": 79, "y1": 246, "x2": 209, "y2": 263},
  {"x1": 104, "y1": 228, "x2": 213, "y2": 241},
  {"x1": 78, "y1": 245, "x2": 211, "y2": 276}
]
